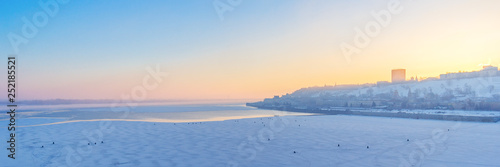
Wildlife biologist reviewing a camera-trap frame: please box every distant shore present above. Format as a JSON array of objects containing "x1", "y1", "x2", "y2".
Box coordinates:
[{"x1": 246, "y1": 103, "x2": 500, "y2": 123}]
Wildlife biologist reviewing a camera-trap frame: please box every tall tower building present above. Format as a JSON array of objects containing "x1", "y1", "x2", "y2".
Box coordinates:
[{"x1": 392, "y1": 69, "x2": 406, "y2": 83}]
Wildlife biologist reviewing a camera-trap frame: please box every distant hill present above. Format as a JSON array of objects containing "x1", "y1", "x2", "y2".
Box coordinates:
[{"x1": 249, "y1": 75, "x2": 500, "y2": 112}]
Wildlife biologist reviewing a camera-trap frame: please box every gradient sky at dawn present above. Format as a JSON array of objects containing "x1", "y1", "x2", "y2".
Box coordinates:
[{"x1": 1, "y1": 0, "x2": 499, "y2": 100}]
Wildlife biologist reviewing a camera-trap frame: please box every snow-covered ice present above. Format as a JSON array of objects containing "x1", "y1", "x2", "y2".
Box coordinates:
[{"x1": 1, "y1": 104, "x2": 499, "y2": 167}]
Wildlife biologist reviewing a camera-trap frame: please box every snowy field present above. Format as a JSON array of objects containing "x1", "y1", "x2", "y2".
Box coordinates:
[{"x1": 1, "y1": 104, "x2": 499, "y2": 167}]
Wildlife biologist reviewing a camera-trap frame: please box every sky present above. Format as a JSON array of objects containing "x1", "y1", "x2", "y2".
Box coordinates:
[{"x1": 0, "y1": 0, "x2": 499, "y2": 100}]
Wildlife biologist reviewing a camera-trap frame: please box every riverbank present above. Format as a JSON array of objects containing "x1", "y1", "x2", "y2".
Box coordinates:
[{"x1": 246, "y1": 103, "x2": 500, "y2": 123}]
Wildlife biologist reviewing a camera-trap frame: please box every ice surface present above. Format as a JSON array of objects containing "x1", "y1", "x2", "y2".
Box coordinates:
[{"x1": 1, "y1": 105, "x2": 499, "y2": 167}]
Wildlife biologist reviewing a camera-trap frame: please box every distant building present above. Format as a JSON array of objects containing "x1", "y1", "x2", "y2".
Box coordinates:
[
  {"x1": 439, "y1": 66, "x2": 499, "y2": 80},
  {"x1": 424, "y1": 77, "x2": 439, "y2": 81},
  {"x1": 377, "y1": 81, "x2": 390, "y2": 86},
  {"x1": 391, "y1": 69, "x2": 406, "y2": 83}
]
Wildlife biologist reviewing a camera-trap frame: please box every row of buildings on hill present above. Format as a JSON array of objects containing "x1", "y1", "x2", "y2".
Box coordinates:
[{"x1": 383, "y1": 65, "x2": 499, "y2": 85}]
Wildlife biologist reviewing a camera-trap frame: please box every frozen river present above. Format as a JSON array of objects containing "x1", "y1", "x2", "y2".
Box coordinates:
[{"x1": 1, "y1": 103, "x2": 499, "y2": 166}]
